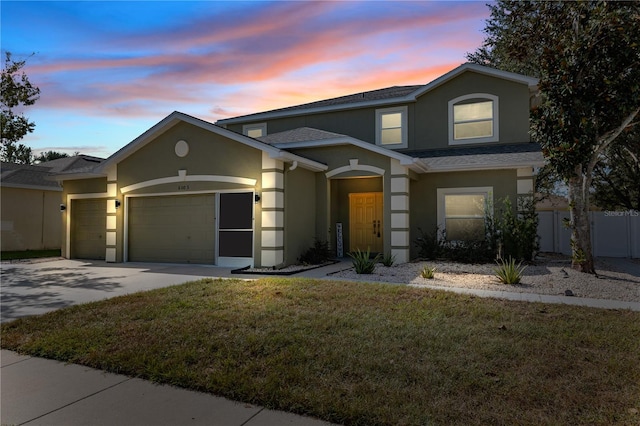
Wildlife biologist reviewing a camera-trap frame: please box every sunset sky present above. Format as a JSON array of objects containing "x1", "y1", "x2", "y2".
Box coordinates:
[{"x1": 1, "y1": 1, "x2": 490, "y2": 159}]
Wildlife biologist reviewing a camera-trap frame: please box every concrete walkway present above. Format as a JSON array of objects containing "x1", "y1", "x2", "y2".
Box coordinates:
[
  {"x1": 1, "y1": 257, "x2": 638, "y2": 425},
  {"x1": 1, "y1": 350, "x2": 333, "y2": 426}
]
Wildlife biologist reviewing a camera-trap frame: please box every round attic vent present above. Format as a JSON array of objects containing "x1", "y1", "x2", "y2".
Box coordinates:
[{"x1": 175, "y1": 140, "x2": 189, "y2": 157}]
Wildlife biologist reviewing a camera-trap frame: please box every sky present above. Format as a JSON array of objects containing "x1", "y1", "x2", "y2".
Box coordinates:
[{"x1": 1, "y1": 1, "x2": 490, "y2": 159}]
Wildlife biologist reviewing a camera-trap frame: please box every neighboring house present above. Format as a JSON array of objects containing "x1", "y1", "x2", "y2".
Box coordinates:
[
  {"x1": 0, "y1": 155, "x2": 103, "y2": 252},
  {"x1": 55, "y1": 63, "x2": 544, "y2": 267}
]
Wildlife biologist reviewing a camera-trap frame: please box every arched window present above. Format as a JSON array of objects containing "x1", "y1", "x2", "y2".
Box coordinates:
[{"x1": 448, "y1": 94, "x2": 499, "y2": 145}]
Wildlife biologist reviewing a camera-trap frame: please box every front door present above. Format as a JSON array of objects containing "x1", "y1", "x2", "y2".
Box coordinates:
[{"x1": 349, "y1": 192, "x2": 383, "y2": 253}]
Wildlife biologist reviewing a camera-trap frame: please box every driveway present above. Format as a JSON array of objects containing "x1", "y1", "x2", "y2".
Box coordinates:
[{"x1": 0, "y1": 259, "x2": 253, "y2": 323}]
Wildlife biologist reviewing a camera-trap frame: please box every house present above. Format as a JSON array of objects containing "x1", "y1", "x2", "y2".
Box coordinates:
[
  {"x1": 55, "y1": 63, "x2": 544, "y2": 267},
  {"x1": 1, "y1": 155, "x2": 103, "y2": 252}
]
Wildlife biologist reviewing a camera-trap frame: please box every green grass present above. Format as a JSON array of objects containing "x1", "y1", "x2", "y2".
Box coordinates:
[
  {"x1": 0, "y1": 249, "x2": 61, "y2": 261},
  {"x1": 2, "y1": 278, "x2": 639, "y2": 425}
]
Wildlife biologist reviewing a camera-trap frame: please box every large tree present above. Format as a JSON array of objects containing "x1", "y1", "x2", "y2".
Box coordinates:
[
  {"x1": 1, "y1": 52, "x2": 40, "y2": 164},
  {"x1": 469, "y1": 1, "x2": 640, "y2": 273}
]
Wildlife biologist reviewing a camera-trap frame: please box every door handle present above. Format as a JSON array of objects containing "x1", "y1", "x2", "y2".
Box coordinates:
[
  {"x1": 377, "y1": 220, "x2": 381, "y2": 238},
  {"x1": 373, "y1": 220, "x2": 376, "y2": 234}
]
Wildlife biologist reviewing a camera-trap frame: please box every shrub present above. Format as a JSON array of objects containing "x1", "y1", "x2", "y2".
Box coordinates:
[
  {"x1": 298, "y1": 239, "x2": 333, "y2": 265},
  {"x1": 348, "y1": 248, "x2": 380, "y2": 274},
  {"x1": 381, "y1": 252, "x2": 396, "y2": 267},
  {"x1": 420, "y1": 265, "x2": 437, "y2": 279},
  {"x1": 414, "y1": 227, "x2": 444, "y2": 259},
  {"x1": 495, "y1": 196, "x2": 539, "y2": 261},
  {"x1": 494, "y1": 256, "x2": 527, "y2": 284}
]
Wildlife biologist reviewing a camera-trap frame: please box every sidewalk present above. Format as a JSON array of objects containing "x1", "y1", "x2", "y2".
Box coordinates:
[{"x1": 1, "y1": 350, "x2": 335, "y2": 426}]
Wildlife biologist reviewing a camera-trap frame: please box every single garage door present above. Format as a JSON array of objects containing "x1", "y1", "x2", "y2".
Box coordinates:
[
  {"x1": 72, "y1": 199, "x2": 106, "y2": 260},
  {"x1": 128, "y1": 194, "x2": 215, "y2": 264}
]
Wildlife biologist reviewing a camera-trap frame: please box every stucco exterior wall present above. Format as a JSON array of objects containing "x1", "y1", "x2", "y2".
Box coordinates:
[
  {"x1": 283, "y1": 166, "x2": 317, "y2": 265},
  {"x1": 413, "y1": 72, "x2": 531, "y2": 150},
  {"x1": 1, "y1": 187, "x2": 62, "y2": 251}
]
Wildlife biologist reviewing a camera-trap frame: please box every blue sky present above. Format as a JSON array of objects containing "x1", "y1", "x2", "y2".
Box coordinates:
[{"x1": 1, "y1": 1, "x2": 490, "y2": 158}]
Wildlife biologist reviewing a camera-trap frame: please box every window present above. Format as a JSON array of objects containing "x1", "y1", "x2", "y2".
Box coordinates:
[
  {"x1": 376, "y1": 106, "x2": 407, "y2": 148},
  {"x1": 242, "y1": 123, "x2": 266, "y2": 138},
  {"x1": 448, "y1": 94, "x2": 498, "y2": 145},
  {"x1": 437, "y1": 187, "x2": 493, "y2": 241}
]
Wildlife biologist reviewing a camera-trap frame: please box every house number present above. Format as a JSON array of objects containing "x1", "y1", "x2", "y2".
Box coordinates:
[{"x1": 178, "y1": 185, "x2": 190, "y2": 190}]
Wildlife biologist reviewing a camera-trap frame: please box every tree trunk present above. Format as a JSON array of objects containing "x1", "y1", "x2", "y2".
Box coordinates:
[{"x1": 567, "y1": 170, "x2": 595, "y2": 273}]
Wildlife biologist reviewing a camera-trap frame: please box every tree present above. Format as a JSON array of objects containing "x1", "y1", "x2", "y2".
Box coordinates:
[
  {"x1": 592, "y1": 126, "x2": 640, "y2": 211},
  {"x1": 468, "y1": 1, "x2": 640, "y2": 273},
  {"x1": 1, "y1": 52, "x2": 40, "y2": 164},
  {"x1": 34, "y1": 150, "x2": 69, "y2": 163}
]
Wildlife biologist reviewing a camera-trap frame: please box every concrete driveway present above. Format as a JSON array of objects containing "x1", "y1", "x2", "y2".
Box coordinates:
[{"x1": 0, "y1": 259, "x2": 253, "y2": 323}]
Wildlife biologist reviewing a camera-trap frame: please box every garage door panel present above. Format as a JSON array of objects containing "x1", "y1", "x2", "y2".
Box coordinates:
[{"x1": 128, "y1": 195, "x2": 215, "y2": 264}]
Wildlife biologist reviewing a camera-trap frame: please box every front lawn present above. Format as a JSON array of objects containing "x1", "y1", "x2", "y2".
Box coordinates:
[{"x1": 2, "y1": 278, "x2": 638, "y2": 425}]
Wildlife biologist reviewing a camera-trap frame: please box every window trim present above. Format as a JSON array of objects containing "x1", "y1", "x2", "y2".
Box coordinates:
[
  {"x1": 437, "y1": 187, "x2": 493, "y2": 241},
  {"x1": 242, "y1": 123, "x2": 267, "y2": 138},
  {"x1": 448, "y1": 94, "x2": 499, "y2": 145},
  {"x1": 375, "y1": 106, "x2": 408, "y2": 149}
]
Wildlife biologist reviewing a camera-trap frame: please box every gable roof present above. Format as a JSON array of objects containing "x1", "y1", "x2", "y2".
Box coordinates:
[
  {"x1": 80, "y1": 111, "x2": 327, "y2": 178},
  {"x1": 217, "y1": 63, "x2": 538, "y2": 125}
]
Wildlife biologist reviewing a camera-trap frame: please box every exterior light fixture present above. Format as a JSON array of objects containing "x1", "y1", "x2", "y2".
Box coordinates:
[
  {"x1": 254, "y1": 194, "x2": 261, "y2": 203},
  {"x1": 60, "y1": 204, "x2": 66, "y2": 211},
  {"x1": 114, "y1": 200, "x2": 121, "y2": 209}
]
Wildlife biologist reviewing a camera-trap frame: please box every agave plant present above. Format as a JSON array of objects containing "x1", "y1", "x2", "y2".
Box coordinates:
[
  {"x1": 348, "y1": 248, "x2": 380, "y2": 274},
  {"x1": 420, "y1": 265, "x2": 437, "y2": 279},
  {"x1": 494, "y1": 257, "x2": 527, "y2": 285}
]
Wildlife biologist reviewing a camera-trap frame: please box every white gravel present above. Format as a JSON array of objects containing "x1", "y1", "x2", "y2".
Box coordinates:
[{"x1": 331, "y1": 256, "x2": 640, "y2": 303}]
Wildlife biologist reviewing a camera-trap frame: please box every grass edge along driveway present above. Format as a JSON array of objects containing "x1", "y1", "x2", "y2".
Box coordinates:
[{"x1": 2, "y1": 277, "x2": 639, "y2": 426}]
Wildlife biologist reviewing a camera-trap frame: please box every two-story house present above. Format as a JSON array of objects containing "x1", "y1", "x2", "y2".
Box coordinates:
[{"x1": 56, "y1": 63, "x2": 544, "y2": 267}]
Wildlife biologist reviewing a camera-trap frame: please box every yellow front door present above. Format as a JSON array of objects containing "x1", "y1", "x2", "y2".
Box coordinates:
[{"x1": 349, "y1": 192, "x2": 383, "y2": 253}]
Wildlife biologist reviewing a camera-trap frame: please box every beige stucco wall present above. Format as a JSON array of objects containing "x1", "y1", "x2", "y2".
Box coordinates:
[
  {"x1": 1, "y1": 187, "x2": 62, "y2": 251},
  {"x1": 409, "y1": 169, "x2": 518, "y2": 258}
]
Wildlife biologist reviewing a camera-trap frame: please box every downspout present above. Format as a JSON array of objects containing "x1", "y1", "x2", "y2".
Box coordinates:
[{"x1": 289, "y1": 161, "x2": 298, "y2": 171}]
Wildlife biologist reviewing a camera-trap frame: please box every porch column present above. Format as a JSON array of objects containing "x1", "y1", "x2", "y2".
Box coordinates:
[
  {"x1": 261, "y1": 152, "x2": 284, "y2": 267},
  {"x1": 390, "y1": 159, "x2": 410, "y2": 263}
]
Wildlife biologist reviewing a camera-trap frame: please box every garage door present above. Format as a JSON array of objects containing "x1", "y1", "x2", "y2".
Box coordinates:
[
  {"x1": 128, "y1": 194, "x2": 215, "y2": 264},
  {"x1": 72, "y1": 199, "x2": 106, "y2": 260}
]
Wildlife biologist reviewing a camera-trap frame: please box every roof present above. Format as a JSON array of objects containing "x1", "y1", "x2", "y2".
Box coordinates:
[
  {"x1": 90, "y1": 111, "x2": 328, "y2": 176},
  {"x1": 217, "y1": 63, "x2": 539, "y2": 125},
  {"x1": 258, "y1": 127, "x2": 345, "y2": 145},
  {"x1": 39, "y1": 155, "x2": 104, "y2": 174},
  {"x1": 1, "y1": 162, "x2": 62, "y2": 191},
  {"x1": 413, "y1": 143, "x2": 545, "y2": 172}
]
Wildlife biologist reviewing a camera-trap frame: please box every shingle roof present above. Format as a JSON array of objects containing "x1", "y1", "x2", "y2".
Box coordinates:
[
  {"x1": 257, "y1": 127, "x2": 345, "y2": 145},
  {"x1": 411, "y1": 143, "x2": 545, "y2": 171},
  {"x1": 228, "y1": 85, "x2": 422, "y2": 122},
  {"x1": 1, "y1": 162, "x2": 61, "y2": 190},
  {"x1": 39, "y1": 155, "x2": 104, "y2": 173}
]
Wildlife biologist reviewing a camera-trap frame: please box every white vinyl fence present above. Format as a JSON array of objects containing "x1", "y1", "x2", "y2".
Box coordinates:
[{"x1": 537, "y1": 210, "x2": 640, "y2": 258}]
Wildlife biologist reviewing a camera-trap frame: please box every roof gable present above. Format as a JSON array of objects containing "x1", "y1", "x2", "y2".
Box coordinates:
[
  {"x1": 217, "y1": 63, "x2": 538, "y2": 125},
  {"x1": 91, "y1": 111, "x2": 326, "y2": 175}
]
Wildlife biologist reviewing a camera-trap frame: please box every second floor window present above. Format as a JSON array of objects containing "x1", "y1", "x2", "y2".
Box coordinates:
[
  {"x1": 243, "y1": 123, "x2": 266, "y2": 138},
  {"x1": 376, "y1": 106, "x2": 407, "y2": 149},
  {"x1": 448, "y1": 94, "x2": 499, "y2": 145}
]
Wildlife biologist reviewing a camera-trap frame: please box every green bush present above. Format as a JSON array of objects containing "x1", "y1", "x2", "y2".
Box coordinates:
[
  {"x1": 381, "y1": 252, "x2": 396, "y2": 267},
  {"x1": 494, "y1": 256, "x2": 527, "y2": 284},
  {"x1": 298, "y1": 239, "x2": 333, "y2": 265},
  {"x1": 348, "y1": 248, "x2": 380, "y2": 274},
  {"x1": 413, "y1": 196, "x2": 539, "y2": 264},
  {"x1": 420, "y1": 265, "x2": 437, "y2": 279}
]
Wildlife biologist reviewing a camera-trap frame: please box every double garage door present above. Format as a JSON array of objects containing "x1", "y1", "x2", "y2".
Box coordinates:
[{"x1": 128, "y1": 193, "x2": 253, "y2": 264}]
